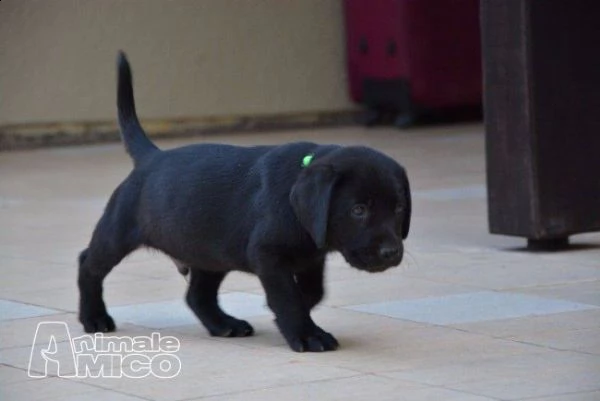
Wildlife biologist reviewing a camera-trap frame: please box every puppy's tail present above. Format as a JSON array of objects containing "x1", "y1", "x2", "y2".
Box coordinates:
[{"x1": 117, "y1": 51, "x2": 159, "y2": 163}]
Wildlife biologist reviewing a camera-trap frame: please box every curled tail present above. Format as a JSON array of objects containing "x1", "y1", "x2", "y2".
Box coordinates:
[{"x1": 117, "y1": 51, "x2": 159, "y2": 163}]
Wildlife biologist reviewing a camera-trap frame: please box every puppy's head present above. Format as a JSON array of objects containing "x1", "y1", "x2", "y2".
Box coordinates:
[{"x1": 290, "y1": 147, "x2": 411, "y2": 272}]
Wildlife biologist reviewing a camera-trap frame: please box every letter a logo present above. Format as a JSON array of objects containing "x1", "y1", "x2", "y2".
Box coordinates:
[{"x1": 28, "y1": 322, "x2": 77, "y2": 378}]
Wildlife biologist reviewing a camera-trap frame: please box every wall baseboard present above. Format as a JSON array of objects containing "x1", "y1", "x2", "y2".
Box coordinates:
[{"x1": 0, "y1": 110, "x2": 361, "y2": 151}]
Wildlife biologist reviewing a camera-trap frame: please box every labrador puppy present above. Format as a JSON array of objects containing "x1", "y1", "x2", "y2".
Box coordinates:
[{"x1": 78, "y1": 52, "x2": 411, "y2": 352}]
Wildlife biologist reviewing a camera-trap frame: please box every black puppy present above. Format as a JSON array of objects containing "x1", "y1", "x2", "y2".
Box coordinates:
[{"x1": 78, "y1": 52, "x2": 411, "y2": 352}]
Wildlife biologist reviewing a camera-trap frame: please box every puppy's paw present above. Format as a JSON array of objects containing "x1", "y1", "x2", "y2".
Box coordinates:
[
  {"x1": 287, "y1": 326, "x2": 339, "y2": 352},
  {"x1": 80, "y1": 313, "x2": 116, "y2": 333},
  {"x1": 208, "y1": 317, "x2": 254, "y2": 338}
]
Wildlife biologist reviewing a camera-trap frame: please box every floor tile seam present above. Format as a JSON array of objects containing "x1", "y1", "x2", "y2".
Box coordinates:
[
  {"x1": 426, "y1": 375, "x2": 600, "y2": 401},
  {"x1": 371, "y1": 356, "x2": 599, "y2": 393},
  {"x1": 448, "y1": 325, "x2": 600, "y2": 356},
  {"x1": 103, "y1": 292, "x2": 267, "y2": 312},
  {"x1": 326, "y1": 304, "x2": 440, "y2": 328},
  {"x1": 0, "y1": 322, "x2": 189, "y2": 352},
  {"x1": 0, "y1": 254, "x2": 76, "y2": 265},
  {"x1": 448, "y1": 324, "x2": 600, "y2": 340},
  {"x1": 339, "y1": 287, "x2": 600, "y2": 312},
  {"x1": 326, "y1": 270, "x2": 483, "y2": 290},
  {"x1": 336, "y1": 288, "x2": 483, "y2": 308},
  {"x1": 397, "y1": 273, "x2": 494, "y2": 289},
  {"x1": 174, "y1": 372, "x2": 378, "y2": 401},
  {"x1": 335, "y1": 314, "x2": 586, "y2": 352},
  {"x1": 432, "y1": 381, "x2": 600, "y2": 401},
  {"x1": 370, "y1": 347, "x2": 556, "y2": 375},
  {"x1": 332, "y1": 304, "x2": 503, "y2": 329},
  {"x1": 0, "y1": 365, "x2": 139, "y2": 400},
  {"x1": 515, "y1": 388, "x2": 600, "y2": 401},
  {"x1": 370, "y1": 372, "x2": 506, "y2": 401},
  {"x1": 0, "y1": 362, "x2": 41, "y2": 385},
  {"x1": 0, "y1": 322, "x2": 261, "y2": 350},
  {"x1": 322, "y1": 305, "x2": 568, "y2": 352},
  {"x1": 0, "y1": 297, "x2": 70, "y2": 314},
  {"x1": 1, "y1": 284, "x2": 79, "y2": 295},
  {"x1": 504, "y1": 277, "x2": 600, "y2": 291},
  {"x1": 398, "y1": 275, "x2": 600, "y2": 292},
  {"x1": 53, "y1": 375, "x2": 156, "y2": 401},
  {"x1": 0, "y1": 336, "x2": 78, "y2": 352}
]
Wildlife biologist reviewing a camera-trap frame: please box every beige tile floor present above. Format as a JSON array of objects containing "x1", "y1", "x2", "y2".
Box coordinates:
[{"x1": 1, "y1": 124, "x2": 599, "y2": 400}]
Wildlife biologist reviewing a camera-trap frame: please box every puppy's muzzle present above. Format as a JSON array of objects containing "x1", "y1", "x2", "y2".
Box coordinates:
[
  {"x1": 379, "y1": 246, "x2": 402, "y2": 262},
  {"x1": 343, "y1": 244, "x2": 403, "y2": 273}
]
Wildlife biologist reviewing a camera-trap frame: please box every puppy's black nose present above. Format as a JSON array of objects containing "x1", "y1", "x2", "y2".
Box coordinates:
[{"x1": 379, "y1": 246, "x2": 401, "y2": 261}]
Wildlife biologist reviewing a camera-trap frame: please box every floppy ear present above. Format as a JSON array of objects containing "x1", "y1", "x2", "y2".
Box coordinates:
[
  {"x1": 289, "y1": 165, "x2": 336, "y2": 249},
  {"x1": 401, "y1": 169, "x2": 412, "y2": 239}
]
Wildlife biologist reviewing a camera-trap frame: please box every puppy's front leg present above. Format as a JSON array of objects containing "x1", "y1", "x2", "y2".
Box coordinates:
[
  {"x1": 258, "y1": 269, "x2": 338, "y2": 352},
  {"x1": 295, "y1": 264, "x2": 325, "y2": 310}
]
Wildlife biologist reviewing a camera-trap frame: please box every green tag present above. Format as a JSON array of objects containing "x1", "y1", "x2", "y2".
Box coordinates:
[{"x1": 301, "y1": 154, "x2": 314, "y2": 167}]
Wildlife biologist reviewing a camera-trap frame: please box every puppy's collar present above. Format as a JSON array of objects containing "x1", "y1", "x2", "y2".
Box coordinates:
[{"x1": 301, "y1": 153, "x2": 315, "y2": 167}]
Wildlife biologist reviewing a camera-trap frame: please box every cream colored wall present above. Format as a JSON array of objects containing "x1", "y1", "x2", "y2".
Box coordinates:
[{"x1": 0, "y1": 0, "x2": 353, "y2": 126}]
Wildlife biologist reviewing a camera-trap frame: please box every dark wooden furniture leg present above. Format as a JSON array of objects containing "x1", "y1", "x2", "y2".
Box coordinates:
[{"x1": 482, "y1": 0, "x2": 600, "y2": 250}]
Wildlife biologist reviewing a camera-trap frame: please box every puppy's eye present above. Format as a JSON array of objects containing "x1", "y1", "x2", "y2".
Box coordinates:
[{"x1": 351, "y1": 204, "x2": 368, "y2": 218}]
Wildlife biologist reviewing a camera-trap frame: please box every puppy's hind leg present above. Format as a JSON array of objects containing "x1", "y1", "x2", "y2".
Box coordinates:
[
  {"x1": 185, "y1": 269, "x2": 254, "y2": 337},
  {"x1": 78, "y1": 197, "x2": 140, "y2": 333}
]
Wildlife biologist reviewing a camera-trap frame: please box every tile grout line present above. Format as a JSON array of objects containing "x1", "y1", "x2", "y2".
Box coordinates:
[
  {"x1": 501, "y1": 277, "x2": 600, "y2": 291},
  {"x1": 330, "y1": 303, "x2": 600, "y2": 357},
  {"x1": 0, "y1": 362, "x2": 148, "y2": 400},
  {"x1": 62, "y1": 377, "x2": 156, "y2": 401},
  {"x1": 175, "y1": 372, "x2": 369, "y2": 401},
  {"x1": 446, "y1": 324, "x2": 600, "y2": 356},
  {"x1": 516, "y1": 388, "x2": 600, "y2": 401},
  {"x1": 369, "y1": 371, "x2": 507, "y2": 401},
  {"x1": 1, "y1": 360, "x2": 156, "y2": 400},
  {"x1": 0, "y1": 297, "x2": 72, "y2": 315}
]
